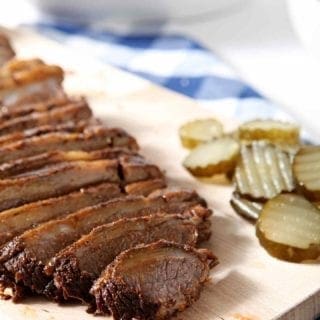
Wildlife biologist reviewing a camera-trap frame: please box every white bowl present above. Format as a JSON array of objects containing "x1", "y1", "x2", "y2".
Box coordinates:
[
  {"x1": 287, "y1": 0, "x2": 320, "y2": 59},
  {"x1": 28, "y1": 0, "x2": 243, "y2": 24}
]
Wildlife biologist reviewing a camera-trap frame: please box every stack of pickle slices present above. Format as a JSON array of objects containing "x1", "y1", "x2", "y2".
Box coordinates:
[{"x1": 180, "y1": 118, "x2": 320, "y2": 263}]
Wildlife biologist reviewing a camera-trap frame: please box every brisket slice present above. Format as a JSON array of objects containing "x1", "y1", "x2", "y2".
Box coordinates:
[
  {"x1": 0, "y1": 33, "x2": 15, "y2": 66},
  {"x1": 0, "y1": 178, "x2": 164, "y2": 249},
  {"x1": 0, "y1": 155, "x2": 163, "y2": 211},
  {"x1": 0, "y1": 126, "x2": 138, "y2": 163},
  {"x1": 0, "y1": 159, "x2": 118, "y2": 211},
  {"x1": 0, "y1": 97, "x2": 77, "y2": 121},
  {"x1": 0, "y1": 183, "x2": 122, "y2": 247},
  {"x1": 0, "y1": 59, "x2": 65, "y2": 107},
  {"x1": 0, "y1": 97, "x2": 92, "y2": 136},
  {"x1": 0, "y1": 190, "x2": 211, "y2": 301},
  {"x1": 91, "y1": 240, "x2": 218, "y2": 319},
  {"x1": 0, "y1": 120, "x2": 97, "y2": 147},
  {"x1": 0, "y1": 147, "x2": 137, "y2": 179},
  {"x1": 47, "y1": 214, "x2": 200, "y2": 304}
]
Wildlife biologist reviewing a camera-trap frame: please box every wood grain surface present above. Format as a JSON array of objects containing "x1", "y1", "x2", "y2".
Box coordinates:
[{"x1": 0, "y1": 27, "x2": 318, "y2": 320}]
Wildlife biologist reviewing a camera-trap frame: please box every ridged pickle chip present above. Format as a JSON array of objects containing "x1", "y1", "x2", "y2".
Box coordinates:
[
  {"x1": 234, "y1": 141, "x2": 295, "y2": 201},
  {"x1": 239, "y1": 120, "x2": 300, "y2": 145},
  {"x1": 179, "y1": 118, "x2": 223, "y2": 149},
  {"x1": 256, "y1": 194, "x2": 320, "y2": 262},
  {"x1": 293, "y1": 146, "x2": 320, "y2": 201},
  {"x1": 230, "y1": 192, "x2": 263, "y2": 221},
  {"x1": 183, "y1": 137, "x2": 239, "y2": 177}
]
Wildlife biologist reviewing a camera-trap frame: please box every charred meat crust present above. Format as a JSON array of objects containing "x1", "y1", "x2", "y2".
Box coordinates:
[
  {"x1": 49, "y1": 214, "x2": 199, "y2": 303},
  {"x1": 0, "y1": 147, "x2": 138, "y2": 179},
  {"x1": 91, "y1": 240, "x2": 218, "y2": 319},
  {"x1": 0, "y1": 155, "x2": 163, "y2": 211},
  {"x1": 49, "y1": 257, "x2": 95, "y2": 303},
  {"x1": 0, "y1": 183, "x2": 122, "y2": 246},
  {"x1": 0, "y1": 190, "x2": 211, "y2": 301},
  {"x1": 0, "y1": 98, "x2": 92, "y2": 136},
  {"x1": 96, "y1": 282, "x2": 158, "y2": 318},
  {"x1": 0, "y1": 126, "x2": 139, "y2": 163}
]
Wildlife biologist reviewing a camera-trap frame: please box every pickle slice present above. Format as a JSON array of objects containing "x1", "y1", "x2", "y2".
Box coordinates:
[
  {"x1": 239, "y1": 120, "x2": 300, "y2": 145},
  {"x1": 293, "y1": 146, "x2": 320, "y2": 201},
  {"x1": 183, "y1": 137, "x2": 239, "y2": 177},
  {"x1": 235, "y1": 141, "x2": 295, "y2": 201},
  {"x1": 230, "y1": 192, "x2": 263, "y2": 221},
  {"x1": 257, "y1": 194, "x2": 320, "y2": 262},
  {"x1": 179, "y1": 118, "x2": 223, "y2": 149}
]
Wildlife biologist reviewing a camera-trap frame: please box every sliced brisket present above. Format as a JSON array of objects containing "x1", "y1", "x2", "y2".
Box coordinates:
[
  {"x1": 0, "y1": 159, "x2": 119, "y2": 211},
  {"x1": 0, "y1": 190, "x2": 211, "y2": 301},
  {"x1": 0, "y1": 148, "x2": 137, "y2": 179},
  {"x1": 0, "y1": 183, "x2": 122, "y2": 246},
  {"x1": 0, "y1": 36, "x2": 216, "y2": 320},
  {"x1": 0, "y1": 155, "x2": 163, "y2": 211},
  {"x1": 0, "y1": 97, "x2": 75, "y2": 121},
  {"x1": 48, "y1": 214, "x2": 199, "y2": 303},
  {"x1": 0, "y1": 126, "x2": 138, "y2": 163},
  {"x1": 0, "y1": 120, "x2": 96, "y2": 147},
  {"x1": 91, "y1": 240, "x2": 218, "y2": 319},
  {"x1": 0, "y1": 97, "x2": 92, "y2": 136}
]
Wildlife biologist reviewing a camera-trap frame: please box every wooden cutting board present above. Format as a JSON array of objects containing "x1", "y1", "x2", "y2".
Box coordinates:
[{"x1": 0, "y1": 27, "x2": 319, "y2": 320}]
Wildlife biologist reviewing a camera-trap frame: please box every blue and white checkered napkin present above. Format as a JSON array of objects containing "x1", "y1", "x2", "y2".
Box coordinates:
[{"x1": 35, "y1": 22, "x2": 293, "y2": 123}]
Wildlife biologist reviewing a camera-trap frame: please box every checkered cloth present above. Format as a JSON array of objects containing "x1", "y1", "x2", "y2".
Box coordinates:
[{"x1": 35, "y1": 22, "x2": 294, "y2": 124}]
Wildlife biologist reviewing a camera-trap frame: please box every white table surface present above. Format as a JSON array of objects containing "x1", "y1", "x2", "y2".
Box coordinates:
[{"x1": 1, "y1": 0, "x2": 320, "y2": 139}]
